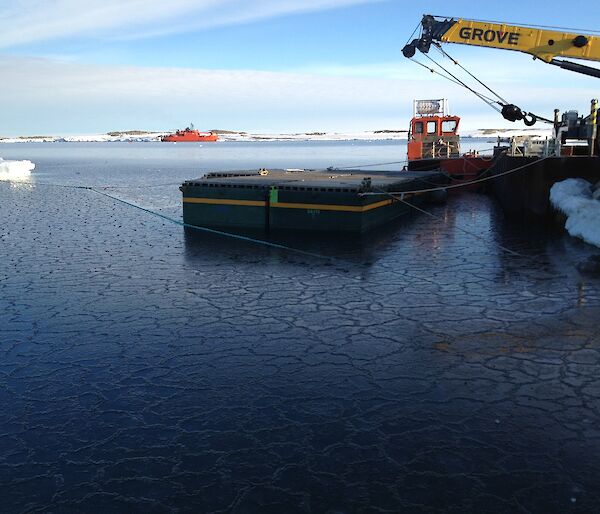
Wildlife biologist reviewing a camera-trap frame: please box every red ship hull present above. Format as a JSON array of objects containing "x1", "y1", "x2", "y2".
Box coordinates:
[
  {"x1": 439, "y1": 156, "x2": 493, "y2": 181},
  {"x1": 162, "y1": 128, "x2": 218, "y2": 142},
  {"x1": 408, "y1": 156, "x2": 493, "y2": 185}
]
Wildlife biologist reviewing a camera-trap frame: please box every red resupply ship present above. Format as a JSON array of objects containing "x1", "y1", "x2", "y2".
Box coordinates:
[{"x1": 162, "y1": 123, "x2": 218, "y2": 142}]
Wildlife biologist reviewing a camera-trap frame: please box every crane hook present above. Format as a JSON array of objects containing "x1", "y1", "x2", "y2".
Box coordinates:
[{"x1": 523, "y1": 113, "x2": 537, "y2": 126}]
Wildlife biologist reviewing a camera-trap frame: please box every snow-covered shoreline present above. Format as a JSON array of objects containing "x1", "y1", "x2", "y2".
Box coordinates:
[
  {"x1": 0, "y1": 127, "x2": 553, "y2": 144},
  {"x1": 0, "y1": 130, "x2": 409, "y2": 143},
  {"x1": 466, "y1": 127, "x2": 553, "y2": 139}
]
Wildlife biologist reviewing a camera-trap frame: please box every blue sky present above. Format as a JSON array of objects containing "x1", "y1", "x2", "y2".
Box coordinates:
[{"x1": 0, "y1": 0, "x2": 598, "y2": 135}]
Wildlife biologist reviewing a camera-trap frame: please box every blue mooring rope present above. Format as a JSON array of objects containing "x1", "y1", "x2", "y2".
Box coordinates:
[
  {"x1": 0, "y1": 177, "x2": 349, "y2": 264},
  {"x1": 88, "y1": 187, "x2": 351, "y2": 264}
]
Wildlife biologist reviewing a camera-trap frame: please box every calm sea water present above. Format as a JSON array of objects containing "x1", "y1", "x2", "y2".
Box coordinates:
[
  {"x1": 1, "y1": 140, "x2": 599, "y2": 513},
  {"x1": 0, "y1": 139, "x2": 495, "y2": 218}
]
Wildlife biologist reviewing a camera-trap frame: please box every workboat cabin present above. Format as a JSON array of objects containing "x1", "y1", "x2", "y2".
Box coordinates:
[
  {"x1": 405, "y1": 99, "x2": 493, "y2": 181},
  {"x1": 407, "y1": 99, "x2": 461, "y2": 160}
]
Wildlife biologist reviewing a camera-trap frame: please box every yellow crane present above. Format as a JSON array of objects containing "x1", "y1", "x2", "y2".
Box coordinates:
[
  {"x1": 403, "y1": 15, "x2": 600, "y2": 78},
  {"x1": 402, "y1": 15, "x2": 599, "y2": 129}
]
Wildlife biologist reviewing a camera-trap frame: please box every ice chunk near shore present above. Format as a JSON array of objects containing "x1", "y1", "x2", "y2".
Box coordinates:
[
  {"x1": 550, "y1": 178, "x2": 600, "y2": 248},
  {"x1": 0, "y1": 157, "x2": 35, "y2": 177}
]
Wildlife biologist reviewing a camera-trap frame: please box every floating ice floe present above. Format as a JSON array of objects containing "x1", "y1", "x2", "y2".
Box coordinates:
[
  {"x1": 0, "y1": 158, "x2": 35, "y2": 179},
  {"x1": 550, "y1": 178, "x2": 600, "y2": 248}
]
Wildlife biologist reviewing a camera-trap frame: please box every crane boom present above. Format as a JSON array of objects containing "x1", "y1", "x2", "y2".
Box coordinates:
[{"x1": 403, "y1": 15, "x2": 600, "y2": 78}]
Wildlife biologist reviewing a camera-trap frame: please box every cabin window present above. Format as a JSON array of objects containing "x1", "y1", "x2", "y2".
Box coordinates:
[
  {"x1": 442, "y1": 120, "x2": 457, "y2": 133},
  {"x1": 427, "y1": 121, "x2": 437, "y2": 134},
  {"x1": 414, "y1": 121, "x2": 424, "y2": 134}
]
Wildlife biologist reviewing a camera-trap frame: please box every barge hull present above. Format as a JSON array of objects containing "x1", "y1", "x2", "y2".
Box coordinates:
[{"x1": 181, "y1": 169, "x2": 446, "y2": 232}]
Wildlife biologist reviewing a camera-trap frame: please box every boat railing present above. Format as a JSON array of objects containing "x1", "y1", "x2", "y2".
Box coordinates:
[{"x1": 500, "y1": 136, "x2": 557, "y2": 157}]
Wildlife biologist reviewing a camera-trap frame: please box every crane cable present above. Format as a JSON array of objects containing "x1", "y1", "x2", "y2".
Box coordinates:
[
  {"x1": 425, "y1": 43, "x2": 556, "y2": 125},
  {"x1": 404, "y1": 23, "x2": 505, "y2": 114},
  {"x1": 432, "y1": 43, "x2": 510, "y2": 105},
  {"x1": 407, "y1": 58, "x2": 499, "y2": 106},
  {"x1": 433, "y1": 44, "x2": 556, "y2": 124},
  {"x1": 420, "y1": 53, "x2": 503, "y2": 113},
  {"x1": 404, "y1": 21, "x2": 423, "y2": 47}
]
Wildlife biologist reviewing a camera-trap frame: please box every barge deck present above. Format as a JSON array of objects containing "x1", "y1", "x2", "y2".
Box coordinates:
[{"x1": 180, "y1": 168, "x2": 447, "y2": 232}]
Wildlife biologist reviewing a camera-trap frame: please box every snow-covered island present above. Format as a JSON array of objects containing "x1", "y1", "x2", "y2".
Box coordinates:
[
  {"x1": 464, "y1": 127, "x2": 553, "y2": 139},
  {"x1": 0, "y1": 127, "x2": 553, "y2": 143},
  {"x1": 0, "y1": 129, "x2": 409, "y2": 143}
]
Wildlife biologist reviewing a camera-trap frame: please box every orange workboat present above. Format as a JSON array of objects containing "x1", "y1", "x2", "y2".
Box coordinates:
[
  {"x1": 162, "y1": 124, "x2": 218, "y2": 142},
  {"x1": 406, "y1": 99, "x2": 492, "y2": 182}
]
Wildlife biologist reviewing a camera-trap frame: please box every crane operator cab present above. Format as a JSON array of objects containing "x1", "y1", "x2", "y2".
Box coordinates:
[{"x1": 407, "y1": 99, "x2": 461, "y2": 161}]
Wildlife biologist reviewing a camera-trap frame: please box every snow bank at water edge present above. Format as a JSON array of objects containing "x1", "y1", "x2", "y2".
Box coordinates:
[
  {"x1": 465, "y1": 127, "x2": 553, "y2": 139},
  {"x1": 1, "y1": 130, "x2": 409, "y2": 143},
  {"x1": 550, "y1": 178, "x2": 600, "y2": 248},
  {"x1": 0, "y1": 157, "x2": 35, "y2": 177}
]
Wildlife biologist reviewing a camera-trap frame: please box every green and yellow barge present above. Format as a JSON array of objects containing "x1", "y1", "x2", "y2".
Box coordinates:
[{"x1": 180, "y1": 168, "x2": 446, "y2": 232}]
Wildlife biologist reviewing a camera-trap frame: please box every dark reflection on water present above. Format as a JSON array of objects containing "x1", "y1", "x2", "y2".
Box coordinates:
[
  {"x1": 182, "y1": 207, "x2": 426, "y2": 268},
  {"x1": 1, "y1": 151, "x2": 600, "y2": 513}
]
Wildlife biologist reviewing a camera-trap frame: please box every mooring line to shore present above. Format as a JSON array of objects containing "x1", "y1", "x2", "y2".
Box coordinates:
[
  {"x1": 0, "y1": 179, "x2": 92, "y2": 188},
  {"x1": 360, "y1": 156, "x2": 550, "y2": 197},
  {"x1": 0, "y1": 154, "x2": 555, "y2": 276},
  {"x1": 89, "y1": 187, "x2": 452, "y2": 286},
  {"x1": 379, "y1": 189, "x2": 568, "y2": 281},
  {"x1": 87, "y1": 187, "x2": 358, "y2": 265},
  {"x1": 369, "y1": 156, "x2": 558, "y2": 264},
  {"x1": 94, "y1": 181, "x2": 184, "y2": 189},
  {"x1": 1, "y1": 175, "x2": 567, "y2": 288},
  {"x1": 0, "y1": 179, "x2": 182, "y2": 189},
  {"x1": 332, "y1": 159, "x2": 409, "y2": 170},
  {"x1": 331, "y1": 147, "x2": 497, "y2": 172},
  {"x1": 0, "y1": 177, "x2": 442, "y2": 285},
  {"x1": 0, "y1": 177, "x2": 351, "y2": 264},
  {"x1": 378, "y1": 186, "x2": 526, "y2": 258}
]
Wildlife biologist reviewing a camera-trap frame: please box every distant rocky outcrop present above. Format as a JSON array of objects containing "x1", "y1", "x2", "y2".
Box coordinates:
[
  {"x1": 210, "y1": 129, "x2": 247, "y2": 135},
  {"x1": 106, "y1": 130, "x2": 159, "y2": 136}
]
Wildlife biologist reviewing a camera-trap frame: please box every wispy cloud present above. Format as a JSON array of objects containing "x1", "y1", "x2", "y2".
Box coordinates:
[
  {"x1": 292, "y1": 48, "x2": 596, "y2": 82},
  {"x1": 0, "y1": 0, "x2": 379, "y2": 48},
  {"x1": 0, "y1": 56, "x2": 597, "y2": 135}
]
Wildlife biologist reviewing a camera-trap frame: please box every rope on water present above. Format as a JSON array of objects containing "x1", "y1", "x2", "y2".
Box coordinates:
[
  {"x1": 330, "y1": 145, "x2": 497, "y2": 173},
  {"x1": 96, "y1": 181, "x2": 184, "y2": 189},
  {"x1": 0, "y1": 179, "x2": 91, "y2": 189},
  {"x1": 87, "y1": 187, "x2": 352, "y2": 265},
  {"x1": 359, "y1": 156, "x2": 549, "y2": 197},
  {"x1": 90, "y1": 154, "x2": 548, "y2": 266},
  {"x1": 0, "y1": 155, "x2": 553, "y2": 271},
  {"x1": 375, "y1": 185, "x2": 526, "y2": 258},
  {"x1": 1, "y1": 171, "x2": 565, "y2": 285},
  {"x1": 2, "y1": 180, "x2": 444, "y2": 284},
  {"x1": 0, "y1": 177, "x2": 352, "y2": 265},
  {"x1": 368, "y1": 156, "x2": 556, "y2": 262},
  {"x1": 0, "y1": 179, "x2": 183, "y2": 189},
  {"x1": 331, "y1": 160, "x2": 408, "y2": 170},
  {"x1": 87, "y1": 190, "x2": 451, "y2": 286}
]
